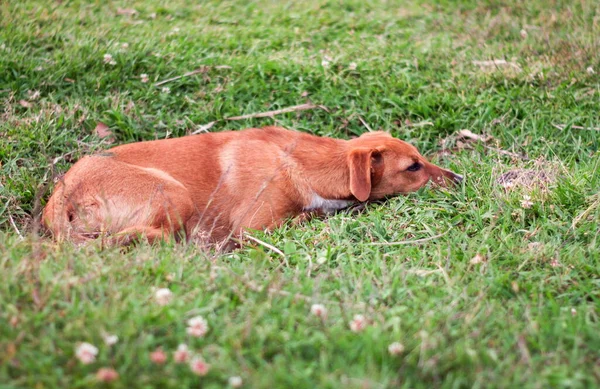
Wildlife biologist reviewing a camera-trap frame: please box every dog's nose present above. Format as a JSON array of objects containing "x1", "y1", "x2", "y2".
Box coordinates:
[
  {"x1": 452, "y1": 172, "x2": 464, "y2": 183},
  {"x1": 439, "y1": 168, "x2": 464, "y2": 186}
]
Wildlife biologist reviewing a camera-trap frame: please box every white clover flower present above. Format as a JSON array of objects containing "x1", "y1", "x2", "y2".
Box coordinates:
[
  {"x1": 189, "y1": 356, "x2": 210, "y2": 376},
  {"x1": 310, "y1": 304, "x2": 327, "y2": 319},
  {"x1": 28, "y1": 90, "x2": 41, "y2": 100},
  {"x1": 388, "y1": 342, "x2": 405, "y2": 355},
  {"x1": 470, "y1": 253, "x2": 485, "y2": 264},
  {"x1": 186, "y1": 316, "x2": 209, "y2": 337},
  {"x1": 75, "y1": 342, "x2": 98, "y2": 364},
  {"x1": 229, "y1": 376, "x2": 243, "y2": 387},
  {"x1": 174, "y1": 344, "x2": 190, "y2": 363},
  {"x1": 103, "y1": 54, "x2": 116, "y2": 65},
  {"x1": 96, "y1": 367, "x2": 119, "y2": 382},
  {"x1": 154, "y1": 288, "x2": 173, "y2": 305},
  {"x1": 150, "y1": 348, "x2": 167, "y2": 364},
  {"x1": 102, "y1": 333, "x2": 118, "y2": 346},
  {"x1": 520, "y1": 195, "x2": 534, "y2": 209},
  {"x1": 349, "y1": 314, "x2": 367, "y2": 332}
]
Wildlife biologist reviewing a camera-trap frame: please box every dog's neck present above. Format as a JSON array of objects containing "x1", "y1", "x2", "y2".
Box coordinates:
[{"x1": 288, "y1": 134, "x2": 354, "y2": 202}]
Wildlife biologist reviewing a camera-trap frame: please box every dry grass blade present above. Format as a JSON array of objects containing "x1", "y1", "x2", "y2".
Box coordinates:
[
  {"x1": 266, "y1": 288, "x2": 312, "y2": 302},
  {"x1": 358, "y1": 116, "x2": 373, "y2": 132},
  {"x1": 154, "y1": 68, "x2": 209, "y2": 87},
  {"x1": 192, "y1": 103, "x2": 322, "y2": 131},
  {"x1": 6, "y1": 200, "x2": 24, "y2": 240},
  {"x1": 458, "y1": 129, "x2": 489, "y2": 142},
  {"x1": 52, "y1": 150, "x2": 77, "y2": 165},
  {"x1": 116, "y1": 8, "x2": 138, "y2": 16},
  {"x1": 472, "y1": 59, "x2": 522, "y2": 71},
  {"x1": 191, "y1": 121, "x2": 216, "y2": 135},
  {"x1": 367, "y1": 232, "x2": 447, "y2": 246},
  {"x1": 406, "y1": 120, "x2": 434, "y2": 128},
  {"x1": 244, "y1": 233, "x2": 286, "y2": 258},
  {"x1": 226, "y1": 103, "x2": 319, "y2": 120},
  {"x1": 517, "y1": 335, "x2": 531, "y2": 364},
  {"x1": 443, "y1": 129, "x2": 528, "y2": 160},
  {"x1": 551, "y1": 123, "x2": 600, "y2": 132},
  {"x1": 483, "y1": 145, "x2": 528, "y2": 160},
  {"x1": 571, "y1": 194, "x2": 600, "y2": 229}
]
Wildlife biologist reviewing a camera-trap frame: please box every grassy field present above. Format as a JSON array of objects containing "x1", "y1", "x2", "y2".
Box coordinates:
[{"x1": 1, "y1": 0, "x2": 599, "y2": 387}]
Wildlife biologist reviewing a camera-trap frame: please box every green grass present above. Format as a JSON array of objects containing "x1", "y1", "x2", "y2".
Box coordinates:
[{"x1": 1, "y1": 0, "x2": 599, "y2": 388}]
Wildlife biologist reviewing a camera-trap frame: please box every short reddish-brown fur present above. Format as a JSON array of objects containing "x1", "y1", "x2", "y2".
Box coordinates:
[{"x1": 43, "y1": 126, "x2": 461, "y2": 246}]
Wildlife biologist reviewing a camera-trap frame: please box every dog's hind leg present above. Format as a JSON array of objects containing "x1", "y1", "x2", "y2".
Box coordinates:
[{"x1": 44, "y1": 155, "x2": 196, "y2": 246}]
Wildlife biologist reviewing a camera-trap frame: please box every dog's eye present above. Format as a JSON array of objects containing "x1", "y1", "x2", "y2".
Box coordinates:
[{"x1": 406, "y1": 162, "x2": 422, "y2": 172}]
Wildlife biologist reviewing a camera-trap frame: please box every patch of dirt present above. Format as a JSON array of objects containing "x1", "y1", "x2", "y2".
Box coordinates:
[{"x1": 496, "y1": 161, "x2": 558, "y2": 191}]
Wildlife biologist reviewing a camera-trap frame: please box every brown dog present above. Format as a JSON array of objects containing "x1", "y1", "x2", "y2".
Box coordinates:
[{"x1": 43, "y1": 126, "x2": 462, "y2": 246}]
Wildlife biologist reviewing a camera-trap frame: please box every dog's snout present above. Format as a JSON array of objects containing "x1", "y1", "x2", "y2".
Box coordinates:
[
  {"x1": 436, "y1": 168, "x2": 463, "y2": 187},
  {"x1": 452, "y1": 172, "x2": 464, "y2": 183}
]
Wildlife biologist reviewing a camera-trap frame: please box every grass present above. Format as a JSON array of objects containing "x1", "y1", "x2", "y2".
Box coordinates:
[{"x1": 1, "y1": 0, "x2": 599, "y2": 387}]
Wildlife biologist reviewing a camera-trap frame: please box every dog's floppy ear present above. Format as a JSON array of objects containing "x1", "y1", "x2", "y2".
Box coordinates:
[{"x1": 348, "y1": 148, "x2": 383, "y2": 202}]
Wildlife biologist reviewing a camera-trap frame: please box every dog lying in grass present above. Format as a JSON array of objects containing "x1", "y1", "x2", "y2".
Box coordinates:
[{"x1": 43, "y1": 126, "x2": 462, "y2": 246}]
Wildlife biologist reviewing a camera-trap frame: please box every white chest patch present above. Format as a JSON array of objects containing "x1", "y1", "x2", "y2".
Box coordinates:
[{"x1": 304, "y1": 193, "x2": 354, "y2": 214}]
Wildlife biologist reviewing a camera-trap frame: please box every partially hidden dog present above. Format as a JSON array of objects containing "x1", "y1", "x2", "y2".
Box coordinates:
[{"x1": 43, "y1": 126, "x2": 462, "y2": 247}]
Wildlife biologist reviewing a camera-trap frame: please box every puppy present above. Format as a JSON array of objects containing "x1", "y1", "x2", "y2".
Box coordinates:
[{"x1": 43, "y1": 126, "x2": 462, "y2": 246}]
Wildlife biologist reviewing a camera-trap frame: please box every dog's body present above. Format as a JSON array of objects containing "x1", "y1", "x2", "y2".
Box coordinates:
[{"x1": 43, "y1": 126, "x2": 461, "y2": 245}]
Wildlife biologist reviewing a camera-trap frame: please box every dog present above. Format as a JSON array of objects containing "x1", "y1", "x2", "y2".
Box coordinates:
[{"x1": 43, "y1": 126, "x2": 462, "y2": 246}]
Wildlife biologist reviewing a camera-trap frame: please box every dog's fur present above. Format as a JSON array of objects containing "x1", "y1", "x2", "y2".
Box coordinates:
[{"x1": 43, "y1": 126, "x2": 462, "y2": 246}]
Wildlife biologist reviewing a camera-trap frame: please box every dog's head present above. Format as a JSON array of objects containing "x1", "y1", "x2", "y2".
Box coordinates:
[{"x1": 347, "y1": 131, "x2": 463, "y2": 201}]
